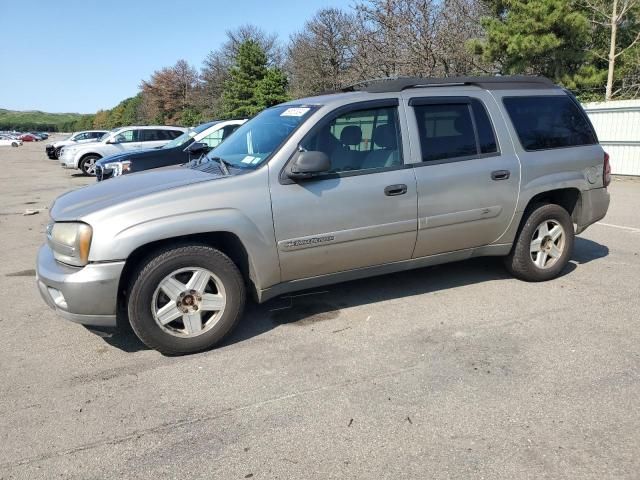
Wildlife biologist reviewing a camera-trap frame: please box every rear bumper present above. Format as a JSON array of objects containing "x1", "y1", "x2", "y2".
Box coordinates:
[
  {"x1": 576, "y1": 187, "x2": 610, "y2": 234},
  {"x1": 36, "y1": 245, "x2": 124, "y2": 328}
]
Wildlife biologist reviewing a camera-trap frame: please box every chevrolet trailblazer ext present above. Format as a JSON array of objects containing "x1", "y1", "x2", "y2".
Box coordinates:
[{"x1": 36, "y1": 76, "x2": 610, "y2": 354}]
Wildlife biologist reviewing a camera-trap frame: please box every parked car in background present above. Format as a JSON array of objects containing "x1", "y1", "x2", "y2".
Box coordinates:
[
  {"x1": 46, "y1": 130, "x2": 109, "y2": 159},
  {"x1": 95, "y1": 119, "x2": 245, "y2": 181},
  {"x1": 36, "y1": 76, "x2": 610, "y2": 354},
  {"x1": 37, "y1": 132, "x2": 49, "y2": 140},
  {"x1": 59, "y1": 126, "x2": 187, "y2": 176},
  {"x1": 0, "y1": 136, "x2": 22, "y2": 147},
  {"x1": 19, "y1": 133, "x2": 40, "y2": 142}
]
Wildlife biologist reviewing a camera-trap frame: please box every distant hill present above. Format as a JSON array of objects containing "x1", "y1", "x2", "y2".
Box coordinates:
[{"x1": 0, "y1": 108, "x2": 94, "y2": 132}]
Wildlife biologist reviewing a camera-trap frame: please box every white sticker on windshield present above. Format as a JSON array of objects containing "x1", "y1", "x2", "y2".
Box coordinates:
[
  {"x1": 241, "y1": 155, "x2": 255, "y2": 164},
  {"x1": 280, "y1": 107, "x2": 310, "y2": 117},
  {"x1": 251, "y1": 156, "x2": 262, "y2": 164}
]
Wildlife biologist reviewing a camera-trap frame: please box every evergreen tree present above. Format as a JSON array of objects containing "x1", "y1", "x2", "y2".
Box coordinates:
[
  {"x1": 221, "y1": 40, "x2": 269, "y2": 117},
  {"x1": 470, "y1": 0, "x2": 596, "y2": 85},
  {"x1": 256, "y1": 67, "x2": 289, "y2": 109}
]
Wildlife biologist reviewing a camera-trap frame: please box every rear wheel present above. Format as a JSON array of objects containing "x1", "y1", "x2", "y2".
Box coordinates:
[
  {"x1": 127, "y1": 245, "x2": 246, "y2": 355},
  {"x1": 11, "y1": 142, "x2": 18, "y2": 147},
  {"x1": 504, "y1": 203, "x2": 574, "y2": 282},
  {"x1": 79, "y1": 154, "x2": 100, "y2": 176}
]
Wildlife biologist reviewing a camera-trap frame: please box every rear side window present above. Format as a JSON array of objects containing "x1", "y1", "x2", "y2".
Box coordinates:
[
  {"x1": 503, "y1": 96, "x2": 596, "y2": 151},
  {"x1": 411, "y1": 97, "x2": 498, "y2": 162}
]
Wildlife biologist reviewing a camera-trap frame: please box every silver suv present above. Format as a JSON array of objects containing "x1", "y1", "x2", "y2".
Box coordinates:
[{"x1": 36, "y1": 76, "x2": 610, "y2": 354}]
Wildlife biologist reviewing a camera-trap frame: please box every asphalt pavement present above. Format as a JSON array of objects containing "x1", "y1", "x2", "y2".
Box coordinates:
[{"x1": 0, "y1": 138, "x2": 638, "y2": 479}]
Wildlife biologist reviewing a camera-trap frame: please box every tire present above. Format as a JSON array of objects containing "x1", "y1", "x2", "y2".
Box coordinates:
[
  {"x1": 504, "y1": 203, "x2": 574, "y2": 282},
  {"x1": 127, "y1": 245, "x2": 246, "y2": 355},
  {"x1": 54, "y1": 147, "x2": 62, "y2": 158},
  {"x1": 11, "y1": 142, "x2": 18, "y2": 147},
  {"x1": 79, "y1": 154, "x2": 100, "y2": 176}
]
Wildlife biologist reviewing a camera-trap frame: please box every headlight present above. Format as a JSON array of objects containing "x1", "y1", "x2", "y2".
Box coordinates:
[
  {"x1": 47, "y1": 222, "x2": 93, "y2": 266},
  {"x1": 103, "y1": 160, "x2": 131, "y2": 177}
]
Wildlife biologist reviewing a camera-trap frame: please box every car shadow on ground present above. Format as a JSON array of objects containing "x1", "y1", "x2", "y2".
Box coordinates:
[{"x1": 97, "y1": 236, "x2": 609, "y2": 353}]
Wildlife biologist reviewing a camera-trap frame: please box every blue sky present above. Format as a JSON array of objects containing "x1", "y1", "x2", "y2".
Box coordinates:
[{"x1": 0, "y1": 0, "x2": 346, "y2": 113}]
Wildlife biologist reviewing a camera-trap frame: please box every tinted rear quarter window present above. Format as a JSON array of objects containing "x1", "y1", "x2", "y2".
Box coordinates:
[{"x1": 503, "y1": 96, "x2": 596, "y2": 151}]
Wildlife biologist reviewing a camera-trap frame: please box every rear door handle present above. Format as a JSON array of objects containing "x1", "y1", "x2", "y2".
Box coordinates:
[
  {"x1": 384, "y1": 184, "x2": 408, "y2": 196},
  {"x1": 491, "y1": 170, "x2": 510, "y2": 181}
]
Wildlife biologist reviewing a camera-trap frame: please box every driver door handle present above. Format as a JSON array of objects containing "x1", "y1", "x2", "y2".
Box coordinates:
[{"x1": 384, "y1": 184, "x2": 408, "y2": 196}]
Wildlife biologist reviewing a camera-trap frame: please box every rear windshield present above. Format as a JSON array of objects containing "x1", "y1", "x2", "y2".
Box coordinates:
[{"x1": 503, "y1": 96, "x2": 596, "y2": 151}]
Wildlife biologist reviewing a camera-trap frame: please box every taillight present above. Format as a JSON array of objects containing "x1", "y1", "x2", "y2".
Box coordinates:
[{"x1": 603, "y1": 152, "x2": 611, "y2": 187}]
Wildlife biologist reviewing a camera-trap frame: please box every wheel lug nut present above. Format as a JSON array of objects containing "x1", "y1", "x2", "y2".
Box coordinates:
[{"x1": 193, "y1": 305, "x2": 199, "y2": 311}]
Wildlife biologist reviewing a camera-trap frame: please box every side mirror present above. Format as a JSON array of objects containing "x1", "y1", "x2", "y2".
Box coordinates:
[
  {"x1": 106, "y1": 138, "x2": 118, "y2": 144},
  {"x1": 288, "y1": 150, "x2": 331, "y2": 180},
  {"x1": 186, "y1": 141, "x2": 209, "y2": 154}
]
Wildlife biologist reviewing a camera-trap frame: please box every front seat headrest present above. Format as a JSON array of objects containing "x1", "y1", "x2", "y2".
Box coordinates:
[
  {"x1": 340, "y1": 125, "x2": 362, "y2": 146},
  {"x1": 372, "y1": 124, "x2": 397, "y2": 149}
]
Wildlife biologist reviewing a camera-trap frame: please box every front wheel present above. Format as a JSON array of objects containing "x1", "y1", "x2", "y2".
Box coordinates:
[
  {"x1": 504, "y1": 203, "x2": 574, "y2": 282},
  {"x1": 127, "y1": 245, "x2": 246, "y2": 355},
  {"x1": 79, "y1": 154, "x2": 100, "y2": 176}
]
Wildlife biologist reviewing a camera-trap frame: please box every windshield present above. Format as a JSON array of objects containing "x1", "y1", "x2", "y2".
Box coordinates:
[
  {"x1": 98, "y1": 132, "x2": 109, "y2": 141},
  {"x1": 192, "y1": 105, "x2": 316, "y2": 172},
  {"x1": 163, "y1": 121, "x2": 219, "y2": 149}
]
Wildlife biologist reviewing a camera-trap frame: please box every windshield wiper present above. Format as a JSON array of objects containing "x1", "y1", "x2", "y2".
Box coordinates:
[{"x1": 210, "y1": 156, "x2": 230, "y2": 176}]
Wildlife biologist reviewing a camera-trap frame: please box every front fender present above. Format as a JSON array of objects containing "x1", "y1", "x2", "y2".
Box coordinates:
[{"x1": 85, "y1": 169, "x2": 280, "y2": 290}]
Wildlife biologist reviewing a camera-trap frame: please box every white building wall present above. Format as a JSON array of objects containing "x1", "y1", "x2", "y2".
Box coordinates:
[{"x1": 583, "y1": 99, "x2": 640, "y2": 176}]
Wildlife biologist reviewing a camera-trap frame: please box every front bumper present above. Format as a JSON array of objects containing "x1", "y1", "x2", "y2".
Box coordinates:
[
  {"x1": 95, "y1": 165, "x2": 114, "y2": 182},
  {"x1": 36, "y1": 245, "x2": 125, "y2": 327},
  {"x1": 575, "y1": 187, "x2": 610, "y2": 234}
]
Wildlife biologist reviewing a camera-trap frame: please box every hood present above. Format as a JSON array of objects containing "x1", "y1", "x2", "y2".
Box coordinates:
[
  {"x1": 52, "y1": 139, "x2": 76, "y2": 148},
  {"x1": 96, "y1": 147, "x2": 167, "y2": 166},
  {"x1": 51, "y1": 167, "x2": 217, "y2": 221}
]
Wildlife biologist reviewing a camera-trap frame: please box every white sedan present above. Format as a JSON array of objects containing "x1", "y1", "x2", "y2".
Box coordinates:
[{"x1": 0, "y1": 137, "x2": 22, "y2": 147}]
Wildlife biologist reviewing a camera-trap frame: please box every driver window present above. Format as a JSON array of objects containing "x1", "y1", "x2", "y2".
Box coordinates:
[
  {"x1": 300, "y1": 106, "x2": 402, "y2": 173},
  {"x1": 113, "y1": 130, "x2": 136, "y2": 143}
]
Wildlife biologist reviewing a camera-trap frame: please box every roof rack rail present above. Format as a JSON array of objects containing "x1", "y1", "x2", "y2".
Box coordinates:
[{"x1": 340, "y1": 75, "x2": 557, "y2": 93}]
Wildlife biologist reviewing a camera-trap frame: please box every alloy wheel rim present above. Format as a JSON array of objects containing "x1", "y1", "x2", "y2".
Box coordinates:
[
  {"x1": 151, "y1": 267, "x2": 226, "y2": 338},
  {"x1": 84, "y1": 158, "x2": 97, "y2": 174},
  {"x1": 530, "y1": 219, "x2": 565, "y2": 269}
]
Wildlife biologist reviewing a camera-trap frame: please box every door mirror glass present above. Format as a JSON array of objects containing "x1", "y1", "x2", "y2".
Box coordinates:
[{"x1": 288, "y1": 150, "x2": 331, "y2": 180}]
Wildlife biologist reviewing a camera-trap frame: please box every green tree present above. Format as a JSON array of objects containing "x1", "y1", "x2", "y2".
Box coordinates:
[
  {"x1": 221, "y1": 40, "x2": 269, "y2": 117},
  {"x1": 180, "y1": 107, "x2": 202, "y2": 126},
  {"x1": 256, "y1": 67, "x2": 289, "y2": 109},
  {"x1": 470, "y1": 0, "x2": 597, "y2": 86},
  {"x1": 120, "y1": 94, "x2": 144, "y2": 126}
]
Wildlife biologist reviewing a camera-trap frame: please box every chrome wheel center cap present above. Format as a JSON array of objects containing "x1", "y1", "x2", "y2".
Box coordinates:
[{"x1": 177, "y1": 290, "x2": 202, "y2": 313}]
